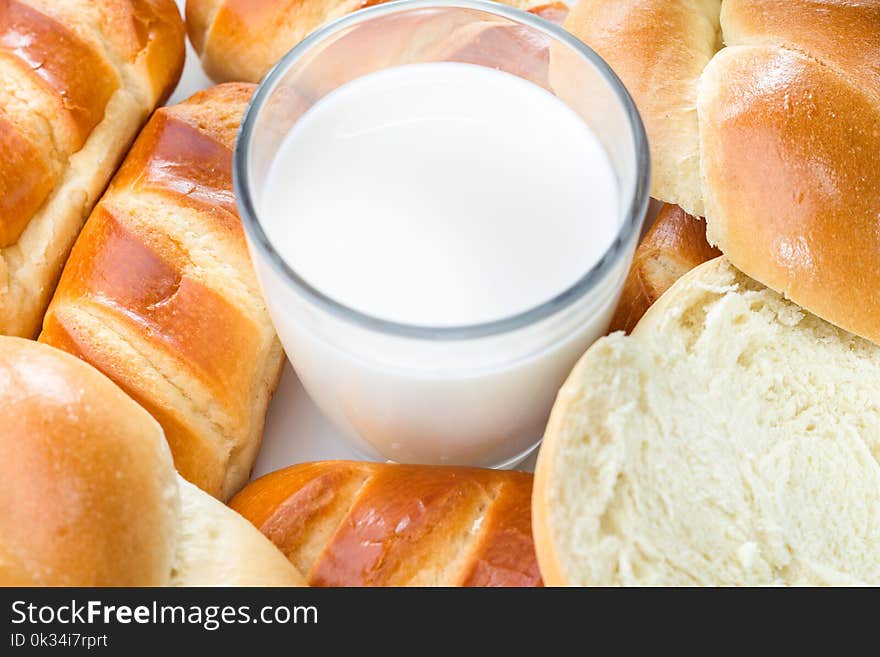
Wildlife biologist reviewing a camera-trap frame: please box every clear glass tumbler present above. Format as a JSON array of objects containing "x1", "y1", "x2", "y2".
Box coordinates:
[{"x1": 235, "y1": 0, "x2": 650, "y2": 468}]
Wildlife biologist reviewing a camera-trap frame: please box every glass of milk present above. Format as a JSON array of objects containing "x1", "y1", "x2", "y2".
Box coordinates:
[{"x1": 235, "y1": 0, "x2": 650, "y2": 468}]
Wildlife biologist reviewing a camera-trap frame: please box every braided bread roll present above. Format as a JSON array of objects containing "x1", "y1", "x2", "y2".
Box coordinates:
[
  {"x1": 0, "y1": 0, "x2": 185, "y2": 338},
  {"x1": 40, "y1": 83, "x2": 285, "y2": 501},
  {"x1": 230, "y1": 461, "x2": 543, "y2": 587},
  {"x1": 0, "y1": 337, "x2": 302, "y2": 586},
  {"x1": 186, "y1": 0, "x2": 566, "y2": 84},
  {"x1": 563, "y1": 0, "x2": 880, "y2": 344}
]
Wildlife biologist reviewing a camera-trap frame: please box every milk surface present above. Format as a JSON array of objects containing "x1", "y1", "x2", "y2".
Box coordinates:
[
  {"x1": 261, "y1": 62, "x2": 619, "y2": 327},
  {"x1": 256, "y1": 62, "x2": 627, "y2": 466}
]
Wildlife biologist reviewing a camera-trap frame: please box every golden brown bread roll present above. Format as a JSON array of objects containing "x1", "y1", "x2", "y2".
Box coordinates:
[
  {"x1": 39, "y1": 83, "x2": 285, "y2": 501},
  {"x1": 0, "y1": 337, "x2": 303, "y2": 586},
  {"x1": 0, "y1": 0, "x2": 185, "y2": 338},
  {"x1": 186, "y1": 0, "x2": 562, "y2": 84},
  {"x1": 565, "y1": 0, "x2": 880, "y2": 345},
  {"x1": 699, "y1": 1, "x2": 880, "y2": 346},
  {"x1": 560, "y1": 0, "x2": 722, "y2": 217},
  {"x1": 229, "y1": 461, "x2": 542, "y2": 587},
  {"x1": 609, "y1": 203, "x2": 720, "y2": 334}
]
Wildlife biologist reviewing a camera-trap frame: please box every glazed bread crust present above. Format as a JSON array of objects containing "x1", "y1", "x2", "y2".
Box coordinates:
[
  {"x1": 565, "y1": 1, "x2": 880, "y2": 344},
  {"x1": 0, "y1": 337, "x2": 178, "y2": 586},
  {"x1": 40, "y1": 84, "x2": 285, "y2": 501},
  {"x1": 186, "y1": 0, "x2": 555, "y2": 83},
  {"x1": 562, "y1": 0, "x2": 722, "y2": 217},
  {"x1": 0, "y1": 0, "x2": 185, "y2": 338},
  {"x1": 699, "y1": 1, "x2": 880, "y2": 345},
  {"x1": 0, "y1": 337, "x2": 303, "y2": 587},
  {"x1": 230, "y1": 461, "x2": 543, "y2": 587}
]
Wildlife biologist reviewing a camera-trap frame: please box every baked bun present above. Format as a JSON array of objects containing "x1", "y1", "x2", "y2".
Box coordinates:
[
  {"x1": 0, "y1": 337, "x2": 179, "y2": 585},
  {"x1": 564, "y1": 1, "x2": 880, "y2": 344},
  {"x1": 0, "y1": 337, "x2": 302, "y2": 586},
  {"x1": 0, "y1": 0, "x2": 185, "y2": 337},
  {"x1": 534, "y1": 257, "x2": 880, "y2": 586},
  {"x1": 560, "y1": 0, "x2": 721, "y2": 216},
  {"x1": 186, "y1": 0, "x2": 561, "y2": 84},
  {"x1": 40, "y1": 83, "x2": 285, "y2": 501},
  {"x1": 609, "y1": 203, "x2": 719, "y2": 333},
  {"x1": 699, "y1": 1, "x2": 880, "y2": 346},
  {"x1": 230, "y1": 461, "x2": 542, "y2": 587}
]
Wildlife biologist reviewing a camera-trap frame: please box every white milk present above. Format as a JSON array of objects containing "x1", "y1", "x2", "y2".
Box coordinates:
[{"x1": 257, "y1": 62, "x2": 626, "y2": 466}]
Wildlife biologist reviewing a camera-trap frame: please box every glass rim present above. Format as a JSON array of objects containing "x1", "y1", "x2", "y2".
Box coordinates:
[{"x1": 233, "y1": 0, "x2": 651, "y2": 341}]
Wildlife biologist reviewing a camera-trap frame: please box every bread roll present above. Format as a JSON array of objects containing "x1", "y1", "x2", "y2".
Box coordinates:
[
  {"x1": 0, "y1": 0, "x2": 185, "y2": 338},
  {"x1": 230, "y1": 461, "x2": 542, "y2": 587},
  {"x1": 564, "y1": 0, "x2": 880, "y2": 345},
  {"x1": 609, "y1": 203, "x2": 719, "y2": 333},
  {"x1": 534, "y1": 257, "x2": 880, "y2": 586},
  {"x1": 39, "y1": 83, "x2": 285, "y2": 501},
  {"x1": 186, "y1": 0, "x2": 559, "y2": 84},
  {"x1": 699, "y1": 2, "x2": 880, "y2": 346},
  {"x1": 561, "y1": 0, "x2": 722, "y2": 217},
  {"x1": 0, "y1": 337, "x2": 302, "y2": 586}
]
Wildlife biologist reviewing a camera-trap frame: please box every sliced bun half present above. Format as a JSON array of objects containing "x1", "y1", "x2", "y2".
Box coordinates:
[{"x1": 534, "y1": 257, "x2": 880, "y2": 586}]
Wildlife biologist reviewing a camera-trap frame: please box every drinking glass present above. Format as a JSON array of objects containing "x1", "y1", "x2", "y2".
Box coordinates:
[{"x1": 235, "y1": 0, "x2": 651, "y2": 467}]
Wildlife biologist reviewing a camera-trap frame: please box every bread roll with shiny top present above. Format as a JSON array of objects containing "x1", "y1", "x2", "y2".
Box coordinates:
[
  {"x1": 565, "y1": 0, "x2": 880, "y2": 345},
  {"x1": 40, "y1": 84, "x2": 285, "y2": 501},
  {"x1": 230, "y1": 461, "x2": 542, "y2": 587},
  {"x1": 718, "y1": 0, "x2": 880, "y2": 94},
  {"x1": 534, "y1": 258, "x2": 880, "y2": 586},
  {"x1": 0, "y1": 337, "x2": 302, "y2": 586},
  {"x1": 186, "y1": 0, "x2": 562, "y2": 84},
  {"x1": 609, "y1": 203, "x2": 720, "y2": 334},
  {"x1": 0, "y1": 0, "x2": 184, "y2": 338},
  {"x1": 699, "y1": 1, "x2": 880, "y2": 345},
  {"x1": 560, "y1": 0, "x2": 722, "y2": 217}
]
